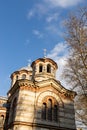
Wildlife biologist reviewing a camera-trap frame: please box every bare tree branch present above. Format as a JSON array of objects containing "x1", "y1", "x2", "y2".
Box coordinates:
[{"x1": 62, "y1": 7, "x2": 87, "y2": 126}]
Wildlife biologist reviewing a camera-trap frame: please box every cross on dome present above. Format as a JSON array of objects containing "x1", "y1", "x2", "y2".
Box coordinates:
[
  {"x1": 28, "y1": 59, "x2": 31, "y2": 67},
  {"x1": 43, "y1": 49, "x2": 47, "y2": 58}
]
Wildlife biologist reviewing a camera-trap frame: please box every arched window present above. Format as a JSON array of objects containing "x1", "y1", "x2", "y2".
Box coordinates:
[
  {"x1": 39, "y1": 64, "x2": 43, "y2": 72},
  {"x1": 53, "y1": 105, "x2": 58, "y2": 122},
  {"x1": 22, "y1": 74, "x2": 26, "y2": 79},
  {"x1": 41, "y1": 98, "x2": 58, "y2": 122},
  {"x1": 16, "y1": 75, "x2": 18, "y2": 80},
  {"x1": 47, "y1": 99, "x2": 52, "y2": 121},
  {"x1": 0, "y1": 115, "x2": 4, "y2": 125},
  {"x1": 42, "y1": 103, "x2": 46, "y2": 120},
  {"x1": 47, "y1": 64, "x2": 51, "y2": 73},
  {"x1": 11, "y1": 98, "x2": 17, "y2": 122}
]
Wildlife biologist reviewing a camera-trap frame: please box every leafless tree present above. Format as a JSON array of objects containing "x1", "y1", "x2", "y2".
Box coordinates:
[{"x1": 62, "y1": 7, "x2": 87, "y2": 126}]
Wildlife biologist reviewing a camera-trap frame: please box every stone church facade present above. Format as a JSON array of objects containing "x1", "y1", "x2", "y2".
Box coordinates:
[{"x1": 0, "y1": 57, "x2": 76, "y2": 130}]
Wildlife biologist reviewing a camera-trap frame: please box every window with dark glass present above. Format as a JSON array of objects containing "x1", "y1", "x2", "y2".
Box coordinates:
[
  {"x1": 42, "y1": 103, "x2": 46, "y2": 120},
  {"x1": 39, "y1": 65, "x2": 43, "y2": 72},
  {"x1": 47, "y1": 64, "x2": 51, "y2": 73},
  {"x1": 53, "y1": 105, "x2": 58, "y2": 122},
  {"x1": 41, "y1": 98, "x2": 58, "y2": 122},
  {"x1": 47, "y1": 99, "x2": 52, "y2": 121},
  {"x1": 11, "y1": 98, "x2": 17, "y2": 122}
]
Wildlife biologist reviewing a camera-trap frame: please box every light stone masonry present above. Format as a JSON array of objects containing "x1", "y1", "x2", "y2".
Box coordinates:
[{"x1": 0, "y1": 57, "x2": 77, "y2": 130}]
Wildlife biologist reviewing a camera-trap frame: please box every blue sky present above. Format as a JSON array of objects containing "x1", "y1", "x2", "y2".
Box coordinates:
[{"x1": 0, "y1": 0, "x2": 86, "y2": 96}]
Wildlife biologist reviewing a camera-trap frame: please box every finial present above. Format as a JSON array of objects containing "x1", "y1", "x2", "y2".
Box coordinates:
[
  {"x1": 43, "y1": 49, "x2": 47, "y2": 58},
  {"x1": 28, "y1": 59, "x2": 31, "y2": 67}
]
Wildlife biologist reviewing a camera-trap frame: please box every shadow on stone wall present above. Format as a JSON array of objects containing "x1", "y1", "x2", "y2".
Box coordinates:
[{"x1": 4, "y1": 80, "x2": 76, "y2": 130}]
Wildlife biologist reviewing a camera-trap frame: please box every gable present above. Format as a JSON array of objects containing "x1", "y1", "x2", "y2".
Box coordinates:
[{"x1": 36, "y1": 78, "x2": 76, "y2": 100}]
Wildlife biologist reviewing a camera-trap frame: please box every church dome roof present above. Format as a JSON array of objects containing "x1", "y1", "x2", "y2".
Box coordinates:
[
  {"x1": 19, "y1": 65, "x2": 32, "y2": 71},
  {"x1": 10, "y1": 65, "x2": 32, "y2": 79},
  {"x1": 31, "y1": 57, "x2": 58, "y2": 69}
]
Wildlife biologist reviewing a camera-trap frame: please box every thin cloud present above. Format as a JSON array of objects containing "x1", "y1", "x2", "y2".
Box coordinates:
[
  {"x1": 47, "y1": 42, "x2": 68, "y2": 59},
  {"x1": 46, "y1": 13, "x2": 59, "y2": 23},
  {"x1": 46, "y1": 25, "x2": 58, "y2": 34},
  {"x1": 27, "y1": 3, "x2": 48, "y2": 19},
  {"x1": 45, "y1": 24, "x2": 63, "y2": 37},
  {"x1": 27, "y1": 0, "x2": 84, "y2": 20},
  {"x1": 32, "y1": 29, "x2": 44, "y2": 38},
  {"x1": 27, "y1": 10, "x2": 35, "y2": 19},
  {"x1": 45, "y1": 0, "x2": 83, "y2": 8},
  {"x1": 35, "y1": 3, "x2": 48, "y2": 16},
  {"x1": 47, "y1": 42, "x2": 69, "y2": 88}
]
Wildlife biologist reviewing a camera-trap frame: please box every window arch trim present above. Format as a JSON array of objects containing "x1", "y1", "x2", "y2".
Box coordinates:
[{"x1": 41, "y1": 96, "x2": 58, "y2": 122}]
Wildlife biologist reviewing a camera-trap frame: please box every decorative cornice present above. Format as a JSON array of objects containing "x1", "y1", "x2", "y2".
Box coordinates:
[
  {"x1": 7, "y1": 79, "x2": 36, "y2": 97},
  {"x1": 7, "y1": 78, "x2": 76, "y2": 100},
  {"x1": 8, "y1": 121, "x2": 76, "y2": 130},
  {"x1": 0, "y1": 106, "x2": 6, "y2": 110}
]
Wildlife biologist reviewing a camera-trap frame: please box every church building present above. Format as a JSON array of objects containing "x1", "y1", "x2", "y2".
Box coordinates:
[{"x1": 0, "y1": 57, "x2": 77, "y2": 130}]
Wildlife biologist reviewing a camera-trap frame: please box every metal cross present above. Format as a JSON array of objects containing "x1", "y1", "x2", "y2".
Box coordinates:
[
  {"x1": 44, "y1": 49, "x2": 47, "y2": 58},
  {"x1": 28, "y1": 59, "x2": 31, "y2": 66}
]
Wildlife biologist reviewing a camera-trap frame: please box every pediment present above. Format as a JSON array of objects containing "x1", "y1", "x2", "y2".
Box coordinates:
[{"x1": 36, "y1": 79, "x2": 76, "y2": 99}]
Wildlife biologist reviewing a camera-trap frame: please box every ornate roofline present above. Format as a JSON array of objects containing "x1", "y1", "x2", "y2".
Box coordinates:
[
  {"x1": 7, "y1": 78, "x2": 76, "y2": 100},
  {"x1": 7, "y1": 79, "x2": 35, "y2": 97},
  {"x1": 31, "y1": 58, "x2": 58, "y2": 69},
  {"x1": 35, "y1": 78, "x2": 77, "y2": 98},
  {"x1": 10, "y1": 69, "x2": 32, "y2": 79}
]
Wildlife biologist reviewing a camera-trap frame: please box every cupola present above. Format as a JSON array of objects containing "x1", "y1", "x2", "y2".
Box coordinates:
[
  {"x1": 10, "y1": 65, "x2": 32, "y2": 87},
  {"x1": 31, "y1": 58, "x2": 58, "y2": 81}
]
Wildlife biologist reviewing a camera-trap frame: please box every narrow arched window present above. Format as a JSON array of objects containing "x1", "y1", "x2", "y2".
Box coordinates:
[
  {"x1": 53, "y1": 105, "x2": 58, "y2": 122},
  {"x1": 11, "y1": 98, "x2": 17, "y2": 122},
  {"x1": 42, "y1": 103, "x2": 46, "y2": 120},
  {"x1": 41, "y1": 98, "x2": 58, "y2": 122},
  {"x1": 47, "y1": 64, "x2": 51, "y2": 73},
  {"x1": 47, "y1": 99, "x2": 52, "y2": 121},
  {"x1": 16, "y1": 75, "x2": 18, "y2": 80},
  {"x1": 22, "y1": 74, "x2": 26, "y2": 79},
  {"x1": 0, "y1": 115, "x2": 4, "y2": 125},
  {"x1": 39, "y1": 64, "x2": 43, "y2": 72}
]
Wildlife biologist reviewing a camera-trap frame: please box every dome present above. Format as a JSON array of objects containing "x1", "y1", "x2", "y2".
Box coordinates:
[
  {"x1": 19, "y1": 65, "x2": 32, "y2": 72},
  {"x1": 31, "y1": 57, "x2": 58, "y2": 81},
  {"x1": 31, "y1": 58, "x2": 58, "y2": 69},
  {"x1": 10, "y1": 65, "x2": 32, "y2": 87}
]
